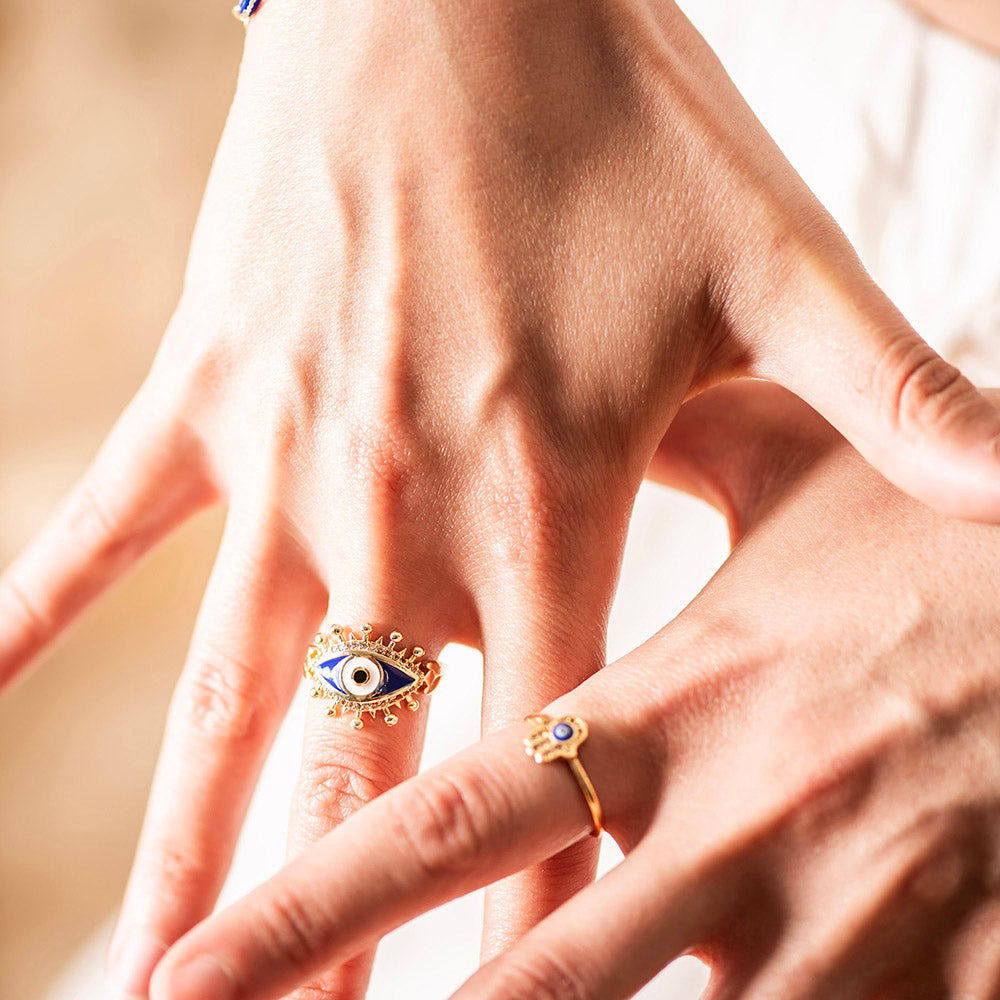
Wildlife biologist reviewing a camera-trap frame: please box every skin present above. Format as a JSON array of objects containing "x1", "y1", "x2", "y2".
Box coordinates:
[
  {"x1": 3, "y1": 0, "x2": 1000, "y2": 997},
  {"x1": 145, "y1": 383, "x2": 1000, "y2": 1000},
  {"x1": 904, "y1": 0, "x2": 1000, "y2": 53}
]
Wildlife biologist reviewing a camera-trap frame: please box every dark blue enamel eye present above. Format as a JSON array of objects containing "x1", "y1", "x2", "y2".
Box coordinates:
[
  {"x1": 316, "y1": 653, "x2": 417, "y2": 702},
  {"x1": 552, "y1": 722, "x2": 574, "y2": 741}
]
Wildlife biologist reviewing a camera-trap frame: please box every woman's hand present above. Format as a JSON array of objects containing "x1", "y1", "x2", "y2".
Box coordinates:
[
  {"x1": 4, "y1": 0, "x2": 1000, "y2": 996},
  {"x1": 149, "y1": 385, "x2": 1000, "y2": 1000}
]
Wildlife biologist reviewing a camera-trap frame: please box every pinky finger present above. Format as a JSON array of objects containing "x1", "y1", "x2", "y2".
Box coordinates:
[
  {"x1": 0, "y1": 385, "x2": 212, "y2": 688},
  {"x1": 449, "y1": 843, "x2": 709, "y2": 1000}
]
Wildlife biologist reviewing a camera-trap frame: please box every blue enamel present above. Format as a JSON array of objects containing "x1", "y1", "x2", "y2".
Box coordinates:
[
  {"x1": 316, "y1": 653, "x2": 416, "y2": 700},
  {"x1": 552, "y1": 722, "x2": 574, "y2": 741}
]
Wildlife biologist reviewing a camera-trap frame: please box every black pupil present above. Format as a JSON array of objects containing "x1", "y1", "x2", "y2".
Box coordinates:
[{"x1": 353, "y1": 668, "x2": 369, "y2": 684}]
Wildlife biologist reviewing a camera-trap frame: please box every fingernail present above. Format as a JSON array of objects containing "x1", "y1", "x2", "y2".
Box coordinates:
[
  {"x1": 106, "y1": 926, "x2": 168, "y2": 999},
  {"x1": 163, "y1": 955, "x2": 234, "y2": 1000}
]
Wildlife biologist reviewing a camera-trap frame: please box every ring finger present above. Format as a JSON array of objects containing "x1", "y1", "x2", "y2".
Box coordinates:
[{"x1": 477, "y1": 563, "x2": 616, "y2": 960}]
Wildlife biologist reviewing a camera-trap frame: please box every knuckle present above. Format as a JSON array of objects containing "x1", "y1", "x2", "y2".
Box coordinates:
[
  {"x1": 390, "y1": 771, "x2": 500, "y2": 884},
  {"x1": 65, "y1": 473, "x2": 147, "y2": 570},
  {"x1": 285, "y1": 957, "x2": 372, "y2": 1000},
  {"x1": 177, "y1": 644, "x2": 279, "y2": 748},
  {"x1": 0, "y1": 572, "x2": 51, "y2": 648},
  {"x1": 153, "y1": 300, "x2": 227, "y2": 384},
  {"x1": 75, "y1": 475, "x2": 120, "y2": 542},
  {"x1": 496, "y1": 463, "x2": 564, "y2": 543},
  {"x1": 294, "y1": 746, "x2": 396, "y2": 828},
  {"x1": 134, "y1": 838, "x2": 218, "y2": 903},
  {"x1": 156, "y1": 337, "x2": 228, "y2": 422},
  {"x1": 287, "y1": 986, "x2": 348, "y2": 1000},
  {"x1": 346, "y1": 417, "x2": 421, "y2": 512},
  {"x1": 257, "y1": 884, "x2": 326, "y2": 969},
  {"x1": 482, "y1": 949, "x2": 590, "y2": 1000},
  {"x1": 480, "y1": 419, "x2": 583, "y2": 569},
  {"x1": 879, "y1": 338, "x2": 967, "y2": 436}
]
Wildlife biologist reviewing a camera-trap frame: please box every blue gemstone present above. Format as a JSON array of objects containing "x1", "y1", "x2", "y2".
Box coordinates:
[
  {"x1": 238, "y1": 0, "x2": 261, "y2": 14},
  {"x1": 552, "y1": 722, "x2": 573, "y2": 741}
]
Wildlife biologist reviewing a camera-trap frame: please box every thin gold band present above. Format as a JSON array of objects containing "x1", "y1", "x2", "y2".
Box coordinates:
[
  {"x1": 567, "y1": 757, "x2": 604, "y2": 837},
  {"x1": 523, "y1": 714, "x2": 604, "y2": 838}
]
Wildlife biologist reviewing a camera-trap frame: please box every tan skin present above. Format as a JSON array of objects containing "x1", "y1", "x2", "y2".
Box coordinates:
[
  {"x1": 148, "y1": 384, "x2": 1000, "y2": 1000},
  {"x1": 2, "y1": 1, "x2": 999, "y2": 998}
]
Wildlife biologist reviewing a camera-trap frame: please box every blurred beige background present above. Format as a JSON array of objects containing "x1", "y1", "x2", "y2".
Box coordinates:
[{"x1": 0, "y1": 3, "x2": 242, "y2": 997}]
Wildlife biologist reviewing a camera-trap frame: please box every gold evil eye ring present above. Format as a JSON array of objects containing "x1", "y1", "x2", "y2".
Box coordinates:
[
  {"x1": 524, "y1": 714, "x2": 604, "y2": 837},
  {"x1": 304, "y1": 623, "x2": 441, "y2": 731}
]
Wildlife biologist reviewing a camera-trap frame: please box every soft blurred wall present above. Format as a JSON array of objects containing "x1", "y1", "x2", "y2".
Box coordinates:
[{"x1": 0, "y1": 2, "x2": 241, "y2": 997}]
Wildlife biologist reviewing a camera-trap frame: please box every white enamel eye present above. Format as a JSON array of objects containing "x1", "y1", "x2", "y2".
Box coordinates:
[{"x1": 340, "y1": 656, "x2": 383, "y2": 698}]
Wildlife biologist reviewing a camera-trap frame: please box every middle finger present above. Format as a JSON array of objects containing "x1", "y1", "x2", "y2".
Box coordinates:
[{"x1": 283, "y1": 613, "x2": 443, "y2": 1000}]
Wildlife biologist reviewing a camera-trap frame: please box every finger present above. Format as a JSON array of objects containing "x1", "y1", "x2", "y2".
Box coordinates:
[
  {"x1": 745, "y1": 253, "x2": 1000, "y2": 522},
  {"x1": 148, "y1": 704, "x2": 645, "y2": 1000},
  {"x1": 282, "y1": 615, "x2": 438, "y2": 1000},
  {"x1": 477, "y1": 562, "x2": 615, "y2": 959},
  {"x1": 450, "y1": 843, "x2": 714, "y2": 1000},
  {"x1": 0, "y1": 386, "x2": 211, "y2": 689},
  {"x1": 107, "y1": 511, "x2": 326, "y2": 999},
  {"x1": 275, "y1": 417, "x2": 478, "y2": 999}
]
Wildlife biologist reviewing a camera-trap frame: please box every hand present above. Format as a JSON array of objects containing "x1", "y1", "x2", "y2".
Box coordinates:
[
  {"x1": 148, "y1": 385, "x2": 1000, "y2": 1000},
  {"x1": 4, "y1": 0, "x2": 1000, "y2": 996}
]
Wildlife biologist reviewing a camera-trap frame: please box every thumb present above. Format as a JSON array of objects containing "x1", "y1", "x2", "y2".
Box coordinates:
[{"x1": 742, "y1": 251, "x2": 1000, "y2": 523}]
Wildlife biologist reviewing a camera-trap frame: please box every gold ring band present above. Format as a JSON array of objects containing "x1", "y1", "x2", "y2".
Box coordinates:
[
  {"x1": 304, "y1": 623, "x2": 440, "y2": 731},
  {"x1": 523, "y1": 714, "x2": 604, "y2": 837}
]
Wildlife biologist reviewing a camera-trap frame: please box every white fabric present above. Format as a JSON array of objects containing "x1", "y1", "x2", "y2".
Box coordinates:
[
  {"x1": 684, "y1": 0, "x2": 1000, "y2": 379},
  {"x1": 51, "y1": 1, "x2": 1000, "y2": 997}
]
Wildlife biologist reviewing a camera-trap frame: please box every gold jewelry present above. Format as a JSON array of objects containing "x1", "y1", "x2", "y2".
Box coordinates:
[
  {"x1": 232, "y1": 0, "x2": 261, "y2": 24},
  {"x1": 304, "y1": 623, "x2": 440, "y2": 730},
  {"x1": 524, "y1": 714, "x2": 604, "y2": 837}
]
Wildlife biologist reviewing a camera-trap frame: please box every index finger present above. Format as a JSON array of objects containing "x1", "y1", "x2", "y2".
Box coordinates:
[
  {"x1": 148, "y1": 713, "x2": 636, "y2": 1000},
  {"x1": 0, "y1": 386, "x2": 210, "y2": 688}
]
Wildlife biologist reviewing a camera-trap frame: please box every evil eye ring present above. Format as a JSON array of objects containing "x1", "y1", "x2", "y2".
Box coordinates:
[{"x1": 304, "y1": 623, "x2": 441, "y2": 730}]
